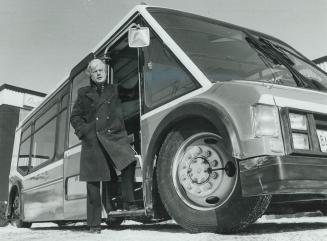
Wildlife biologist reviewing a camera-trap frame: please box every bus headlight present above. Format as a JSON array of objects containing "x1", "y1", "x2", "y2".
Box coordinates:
[
  {"x1": 289, "y1": 113, "x2": 309, "y2": 150},
  {"x1": 289, "y1": 113, "x2": 307, "y2": 131},
  {"x1": 292, "y1": 133, "x2": 310, "y2": 150},
  {"x1": 253, "y1": 104, "x2": 280, "y2": 137}
]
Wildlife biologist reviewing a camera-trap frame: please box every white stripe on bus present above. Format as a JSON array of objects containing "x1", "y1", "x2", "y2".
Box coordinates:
[
  {"x1": 141, "y1": 86, "x2": 211, "y2": 120},
  {"x1": 65, "y1": 145, "x2": 82, "y2": 157},
  {"x1": 21, "y1": 159, "x2": 63, "y2": 180}
]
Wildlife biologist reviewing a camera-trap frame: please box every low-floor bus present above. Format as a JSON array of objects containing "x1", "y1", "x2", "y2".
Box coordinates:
[{"x1": 6, "y1": 5, "x2": 327, "y2": 233}]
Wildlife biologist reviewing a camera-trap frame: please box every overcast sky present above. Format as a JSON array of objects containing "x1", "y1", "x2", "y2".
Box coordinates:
[{"x1": 1, "y1": 0, "x2": 326, "y2": 94}]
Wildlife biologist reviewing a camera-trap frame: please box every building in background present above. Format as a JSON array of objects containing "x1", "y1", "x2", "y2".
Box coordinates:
[
  {"x1": 313, "y1": 56, "x2": 327, "y2": 72},
  {"x1": 0, "y1": 84, "x2": 46, "y2": 202}
]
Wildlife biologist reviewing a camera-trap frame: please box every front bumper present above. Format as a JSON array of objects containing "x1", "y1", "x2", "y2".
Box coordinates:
[{"x1": 240, "y1": 155, "x2": 327, "y2": 197}]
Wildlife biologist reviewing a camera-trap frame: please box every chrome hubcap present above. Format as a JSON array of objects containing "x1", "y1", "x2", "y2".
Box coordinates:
[{"x1": 172, "y1": 132, "x2": 237, "y2": 210}]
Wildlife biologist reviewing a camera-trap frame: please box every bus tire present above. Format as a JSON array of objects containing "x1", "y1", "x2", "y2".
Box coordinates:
[
  {"x1": 0, "y1": 201, "x2": 8, "y2": 227},
  {"x1": 157, "y1": 129, "x2": 271, "y2": 233},
  {"x1": 11, "y1": 192, "x2": 32, "y2": 228}
]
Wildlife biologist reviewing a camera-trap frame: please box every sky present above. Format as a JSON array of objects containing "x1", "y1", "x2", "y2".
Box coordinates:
[{"x1": 0, "y1": 0, "x2": 326, "y2": 94}]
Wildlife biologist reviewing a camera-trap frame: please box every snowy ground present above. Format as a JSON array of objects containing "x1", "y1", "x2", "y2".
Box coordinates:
[{"x1": 1, "y1": 213, "x2": 327, "y2": 241}]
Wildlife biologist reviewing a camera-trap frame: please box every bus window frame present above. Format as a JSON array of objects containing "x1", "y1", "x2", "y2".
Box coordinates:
[
  {"x1": 67, "y1": 68, "x2": 89, "y2": 149},
  {"x1": 20, "y1": 125, "x2": 32, "y2": 143},
  {"x1": 55, "y1": 92, "x2": 70, "y2": 160},
  {"x1": 140, "y1": 27, "x2": 201, "y2": 113},
  {"x1": 137, "y1": 20, "x2": 201, "y2": 114},
  {"x1": 17, "y1": 134, "x2": 32, "y2": 176},
  {"x1": 34, "y1": 102, "x2": 58, "y2": 133},
  {"x1": 17, "y1": 121, "x2": 35, "y2": 176},
  {"x1": 28, "y1": 103, "x2": 59, "y2": 173}
]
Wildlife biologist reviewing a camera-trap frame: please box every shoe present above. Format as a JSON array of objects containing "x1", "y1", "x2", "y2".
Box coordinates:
[{"x1": 89, "y1": 226, "x2": 101, "y2": 234}]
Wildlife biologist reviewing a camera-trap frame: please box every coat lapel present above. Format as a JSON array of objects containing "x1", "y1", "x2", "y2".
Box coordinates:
[
  {"x1": 85, "y1": 87, "x2": 99, "y2": 103},
  {"x1": 95, "y1": 85, "x2": 115, "y2": 110}
]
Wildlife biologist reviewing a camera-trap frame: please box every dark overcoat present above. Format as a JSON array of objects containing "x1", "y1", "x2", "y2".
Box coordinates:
[{"x1": 70, "y1": 84, "x2": 135, "y2": 182}]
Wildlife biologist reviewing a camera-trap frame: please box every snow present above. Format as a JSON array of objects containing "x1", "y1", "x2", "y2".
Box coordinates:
[{"x1": 1, "y1": 214, "x2": 327, "y2": 241}]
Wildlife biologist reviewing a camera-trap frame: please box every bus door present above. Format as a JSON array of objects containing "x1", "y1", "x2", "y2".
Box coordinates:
[
  {"x1": 63, "y1": 54, "x2": 94, "y2": 220},
  {"x1": 108, "y1": 31, "x2": 143, "y2": 207}
]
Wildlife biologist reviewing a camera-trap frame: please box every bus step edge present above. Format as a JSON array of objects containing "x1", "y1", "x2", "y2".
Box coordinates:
[{"x1": 108, "y1": 209, "x2": 145, "y2": 217}]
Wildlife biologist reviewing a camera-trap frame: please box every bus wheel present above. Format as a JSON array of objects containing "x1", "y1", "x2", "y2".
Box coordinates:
[
  {"x1": 0, "y1": 201, "x2": 8, "y2": 227},
  {"x1": 11, "y1": 192, "x2": 32, "y2": 228},
  {"x1": 157, "y1": 130, "x2": 271, "y2": 233}
]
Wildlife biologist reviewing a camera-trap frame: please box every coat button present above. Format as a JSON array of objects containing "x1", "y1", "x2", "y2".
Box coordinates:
[
  {"x1": 106, "y1": 116, "x2": 109, "y2": 120},
  {"x1": 107, "y1": 130, "x2": 111, "y2": 133},
  {"x1": 96, "y1": 117, "x2": 99, "y2": 121}
]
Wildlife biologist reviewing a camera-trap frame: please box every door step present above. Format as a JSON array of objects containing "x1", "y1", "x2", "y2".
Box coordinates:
[{"x1": 108, "y1": 209, "x2": 145, "y2": 218}]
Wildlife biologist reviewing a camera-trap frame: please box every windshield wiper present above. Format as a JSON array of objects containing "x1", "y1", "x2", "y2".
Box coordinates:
[
  {"x1": 259, "y1": 37, "x2": 295, "y2": 66},
  {"x1": 244, "y1": 30, "x2": 279, "y2": 65},
  {"x1": 301, "y1": 77, "x2": 327, "y2": 91},
  {"x1": 258, "y1": 37, "x2": 327, "y2": 90},
  {"x1": 243, "y1": 30, "x2": 306, "y2": 88}
]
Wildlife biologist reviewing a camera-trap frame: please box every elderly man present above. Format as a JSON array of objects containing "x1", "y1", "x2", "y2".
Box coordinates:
[{"x1": 70, "y1": 58, "x2": 136, "y2": 233}]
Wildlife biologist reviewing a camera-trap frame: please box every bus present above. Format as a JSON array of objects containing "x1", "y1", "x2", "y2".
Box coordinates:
[
  {"x1": 314, "y1": 56, "x2": 327, "y2": 72},
  {"x1": 6, "y1": 5, "x2": 327, "y2": 234}
]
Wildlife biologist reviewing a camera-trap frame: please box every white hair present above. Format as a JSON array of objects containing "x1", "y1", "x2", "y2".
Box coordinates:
[{"x1": 85, "y1": 59, "x2": 107, "y2": 77}]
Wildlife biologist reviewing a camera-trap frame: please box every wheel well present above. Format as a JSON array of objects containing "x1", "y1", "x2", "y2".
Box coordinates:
[
  {"x1": 8, "y1": 186, "x2": 18, "y2": 216},
  {"x1": 151, "y1": 115, "x2": 231, "y2": 217},
  {"x1": 154, "y1": 116, "x2": 230, "y2": 166}
]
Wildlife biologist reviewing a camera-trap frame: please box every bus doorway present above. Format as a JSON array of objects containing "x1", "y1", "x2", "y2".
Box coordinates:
[
  {"x1": 106, "y1": 33, "x2": 144, "y2": 212},
  {"x1": 63, "y1": 32, "x2": 143, "y2": 222}
]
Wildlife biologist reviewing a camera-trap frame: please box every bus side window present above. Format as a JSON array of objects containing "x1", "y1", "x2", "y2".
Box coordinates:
[
  {"x1": 56, "y1": 94, "x2": 69, "y2": 159},
  {"x1": 17, "y1": 137, "x2": 31, "y2": 174},
  {"x1": 30, "y1": 103, "x2": 58, "y2": 169},
  {"x1": 143, "y1": 31, "x2": 199, "y2": 110},
  {"x1": 30, "y1": 117, "x2": 57, "y2": 169},
  {"x1": 68, "y1": 70, "x2": 89, "y2": 148},
  {"x1": 61, "y1": 93, "x2": 69, "y2": 110}
]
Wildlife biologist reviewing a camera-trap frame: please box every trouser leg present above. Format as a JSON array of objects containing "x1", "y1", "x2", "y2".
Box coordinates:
[
  {"x1": 121, "y1": 162, "x2": 136, "y2": 207},
  {"x1": 87, "y1": 181, "x2": 102, "y2": 227},
  {"x1": 102, "y1": 181, "x2": 115, "y2": 213}
]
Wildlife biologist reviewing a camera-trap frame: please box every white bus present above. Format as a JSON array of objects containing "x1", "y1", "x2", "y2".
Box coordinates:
[{"x1": 6, "y1": 5, "x2": 327, "y2": 234}]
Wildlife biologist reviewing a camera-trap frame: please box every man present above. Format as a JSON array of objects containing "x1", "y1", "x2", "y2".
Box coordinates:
[{"x1": 70, "y1": 58, "x2": 136, "y2": 233}]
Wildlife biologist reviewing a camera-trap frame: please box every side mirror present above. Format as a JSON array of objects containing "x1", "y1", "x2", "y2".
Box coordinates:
[{"x1": 128, "y1": 26, "x2": 150, "y2": 48}]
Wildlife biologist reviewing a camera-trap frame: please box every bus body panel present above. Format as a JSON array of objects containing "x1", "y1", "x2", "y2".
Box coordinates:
[
  {"x1": 21, "y1": 160, "x2": 64, "y2": 221},
  {"x1": 141, "y1": 81, "x2": 278, "y2": 163},
  {"x1": 142, "y1": 79, "x2": 327, "y2": 198},
  {"x1": 63, "y1": 147, "x2": 87, "y2": 220}
]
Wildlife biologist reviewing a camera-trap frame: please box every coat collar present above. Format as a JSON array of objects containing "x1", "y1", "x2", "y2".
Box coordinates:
[
  {"x1": 85, "y1": 87, "x2": 98, "y2": 101},
  {"x1": 85, "y1": 84, "x2": 116, "y2": 108},
  {"x1": 98, "y1": 84, "x2": 115, "y2": 105}
]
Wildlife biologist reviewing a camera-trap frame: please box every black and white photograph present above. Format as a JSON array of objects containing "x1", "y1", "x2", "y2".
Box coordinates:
[{"x1": 1, "y1": 0, "x2": 327, "y2": 240}]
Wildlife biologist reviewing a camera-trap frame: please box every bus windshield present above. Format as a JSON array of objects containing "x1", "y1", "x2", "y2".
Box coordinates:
[{"x1": 149, "y1": 9, "x2": 327, "y2": 91}]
